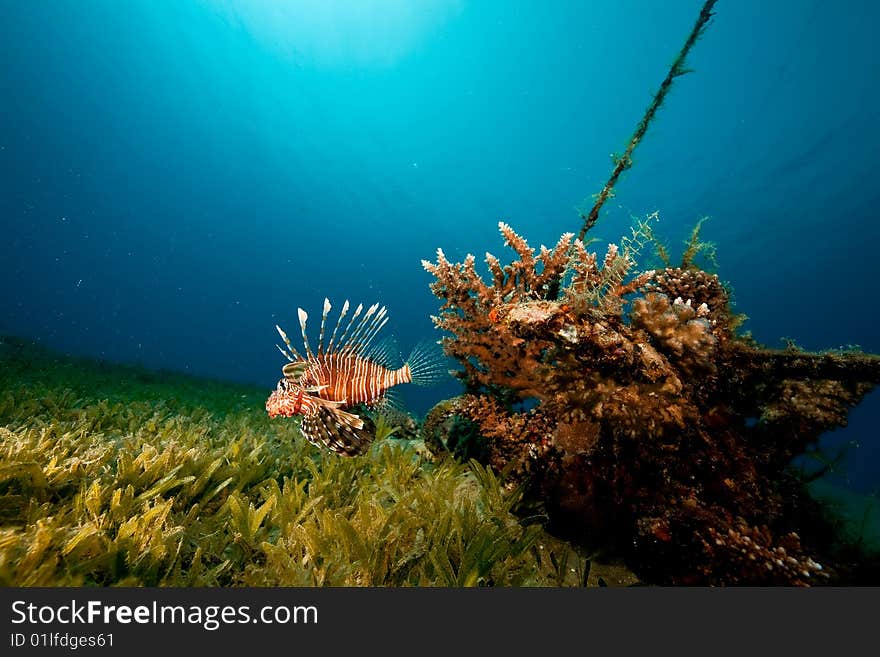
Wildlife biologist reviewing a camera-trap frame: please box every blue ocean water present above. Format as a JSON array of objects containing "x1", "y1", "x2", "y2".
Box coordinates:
[{"x1": 1, "y1": 1, "x2": 877, "y2": 491}]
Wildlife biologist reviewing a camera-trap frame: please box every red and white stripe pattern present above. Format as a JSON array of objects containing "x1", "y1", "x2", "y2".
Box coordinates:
[
  {"x1": 266, "y1": 298, "x2": 444, "y2": 455},
  {"x1": 299, "y1": 353, "x2": 411, "y2": 406}
]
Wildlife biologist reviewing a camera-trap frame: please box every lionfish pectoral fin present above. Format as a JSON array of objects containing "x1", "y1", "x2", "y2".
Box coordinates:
[
  {"x1": 299, "y1": 406, "x2": 375, "y2": 456},
  {"x1": 314, "y1": 396, "x2": 347, "y2": 410},
  {"x1": 331, "y1": 406, "x2": 365, "y2": 430}
]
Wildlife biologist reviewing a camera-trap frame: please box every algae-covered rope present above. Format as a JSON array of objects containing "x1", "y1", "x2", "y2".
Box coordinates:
[{"x1": 577, "y1": 0, "x2": 719, "y2": 242}]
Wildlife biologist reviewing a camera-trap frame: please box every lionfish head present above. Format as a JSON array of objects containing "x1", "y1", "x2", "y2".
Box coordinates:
[{"x1": 265, "y1": 379, "x2": 305, "y2": 418}]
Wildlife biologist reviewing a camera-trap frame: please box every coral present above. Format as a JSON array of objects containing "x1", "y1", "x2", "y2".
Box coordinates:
[
  {"x1": 630, "y1": 292, "x2": 717, "y2": 375},
  {"x1": 423, "y1": 222, "x2": 880, "y2": 585},
  {"x1": 698, "y1": 520, "x2": 826, "y2": 586},
  {"x1": 646, "y1": 267, "x2": 732, "y2": 329}
]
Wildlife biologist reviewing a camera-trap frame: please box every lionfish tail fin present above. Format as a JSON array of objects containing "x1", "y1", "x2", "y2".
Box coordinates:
[
  {"x1": 299, "y1": 406, "x2": 375, "y2": 457},
  {"x1": 404, "y1": 340, "x2": 448, "y2": 386}
]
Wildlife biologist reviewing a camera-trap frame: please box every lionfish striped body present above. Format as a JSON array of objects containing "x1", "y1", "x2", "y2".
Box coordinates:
[{"x1": 266, "y1": 299, "x2": 442, "y2": 456}]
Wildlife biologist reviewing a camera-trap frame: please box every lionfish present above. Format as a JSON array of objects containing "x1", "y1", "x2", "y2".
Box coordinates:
[{"x1": 266, "y1": 298, "x2": 443, "y2": 456}]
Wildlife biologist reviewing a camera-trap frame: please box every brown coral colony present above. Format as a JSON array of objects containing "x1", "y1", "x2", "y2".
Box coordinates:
[{"x1": 422, "y1": 221, "x2": 880, "y2": 585}]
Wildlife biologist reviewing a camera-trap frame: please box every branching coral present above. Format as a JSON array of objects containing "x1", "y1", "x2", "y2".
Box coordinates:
[
  {"x1": 422, "y1": 222, "x2": 880, "y2": 585},
  {"x1": 421, "y1": 221, "x2": 655, "y2": 398}
]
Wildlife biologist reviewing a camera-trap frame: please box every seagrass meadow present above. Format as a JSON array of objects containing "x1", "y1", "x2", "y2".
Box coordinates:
[
  {"x1": 0, "y1": 336, "x2": 642, "y2": 587},
  {"x1": 1, "y1": 336, "x2": 877, "y2": 587}
]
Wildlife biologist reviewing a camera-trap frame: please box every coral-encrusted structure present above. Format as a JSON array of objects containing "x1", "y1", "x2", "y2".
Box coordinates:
[{"x1": 422, "y1": 222, "x2": 880, "y2": 585}]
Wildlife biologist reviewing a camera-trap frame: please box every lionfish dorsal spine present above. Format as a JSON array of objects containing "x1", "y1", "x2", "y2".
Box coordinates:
[
  {"x1": 340, "y1": 303, "x2": 374, "y2": 353},
  {"x1": 345, "y1": 304, "x2": 386, "y2": 355},
  {"x1": 276, "y1": 343, "x2": 294, "y2": 362},
  {"x1": 335, "y1": 302, "x2": 363, "y2": 354},
  {"x1": 297, "y1": 307, "x2": 314, "y2": 359},
  {"x1": 346, "y1": 305, "x2": 375, "y2": 352},
  {"x1": 276, "y1": 324, "x2": 302, "y2": 361},
  {"x1": 316, "y1": 297, "x2": 331, "y2": 355},
  {"x1": 360, "y1": 307, "x2": 388, "y2": 352},
  {"x1": 325, "y1": 299, "x2": 350, "y2": 353}
]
